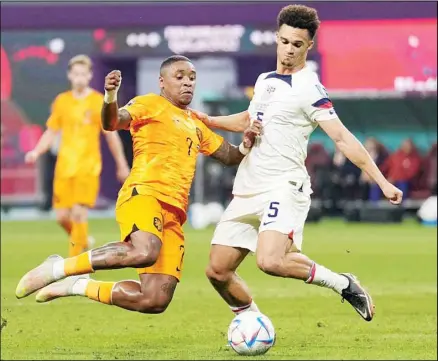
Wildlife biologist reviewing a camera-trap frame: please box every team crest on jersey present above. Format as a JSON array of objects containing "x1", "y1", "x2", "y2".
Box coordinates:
[
  {"x1": 153, "y1": 217, "x2": 162, "y2": 232},
  {"x1": 196, "y1": 127, "x2": 203, "y2": 143},
  {"x1": 266, "y1": 85, "x2": 276, "y2": 94}
]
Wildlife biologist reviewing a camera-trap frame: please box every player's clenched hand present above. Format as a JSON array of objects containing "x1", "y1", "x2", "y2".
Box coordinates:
[
  {"x1": 189, "y1": 109, "x2": 210, "y2": 125},
  {"x1": 104, "y1": 70, "x2": 122, "y2": 92},
  {"x1": 381, "y1": 182, "x2": 403, "y2": 205},
  {"x1": 243, "y1": 120, "x2": 262, "y2": 148},
  {"x1": 24, "y1": 150, "x2": 39, "y2": 164}
]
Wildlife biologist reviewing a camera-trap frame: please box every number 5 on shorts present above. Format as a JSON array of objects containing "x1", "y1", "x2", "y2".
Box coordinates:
[{"x1": 268, "y1": 202, "x2": 279, "y2": 218}]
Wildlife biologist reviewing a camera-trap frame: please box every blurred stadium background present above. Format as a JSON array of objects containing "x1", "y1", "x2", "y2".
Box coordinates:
[
  {"x1": 1, "y1": 2, "x2": 437, "y2": 360},
  {"x1": 1, "y1": 1, "x2": 437, "y2": 224}
]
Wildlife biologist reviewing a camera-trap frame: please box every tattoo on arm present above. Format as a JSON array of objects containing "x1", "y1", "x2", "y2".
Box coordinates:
[
  {"x1": 91, "y1": 241, "x2": 132, "y2": 270},
  {"x1": 160, "y1": 277, "x2": 177, "y2": 297},
  {"x1": 117, "y1": 109, "x2": 132, "y2": 130},
  {"x1": 101, "y1": 102, "x2": 132, "y2": 131},
  {"x1": 210, "y1": 140, "x2": 245, "y2": 166}
]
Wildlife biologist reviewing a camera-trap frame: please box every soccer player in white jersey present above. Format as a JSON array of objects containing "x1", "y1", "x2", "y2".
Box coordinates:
[{"x1": 194, "y1": 4, "x2": 403, "y2": 322}]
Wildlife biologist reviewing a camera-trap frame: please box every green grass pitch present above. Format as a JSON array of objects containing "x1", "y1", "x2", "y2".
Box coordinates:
[{"x1": 1, "y1": 218, "x2": 436, "y2": 360}]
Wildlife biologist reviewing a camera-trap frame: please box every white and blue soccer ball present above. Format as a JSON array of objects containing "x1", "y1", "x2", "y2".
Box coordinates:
[{"x1": 227, "y1": 311, "x2": 276, "y2": 356}]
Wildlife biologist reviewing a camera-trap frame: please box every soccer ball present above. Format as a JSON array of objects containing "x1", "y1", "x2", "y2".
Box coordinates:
[{"x1": 227, "y1": 311, "x2": 276, "y2": 356}]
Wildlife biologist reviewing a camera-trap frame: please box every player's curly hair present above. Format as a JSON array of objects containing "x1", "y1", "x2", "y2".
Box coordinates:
[
  {"x1": 277, "y1": 5, "x2": 321, "y2": 39},
  {"x1": 160, "y1": 55, "x2": 192, "y2": 74}
]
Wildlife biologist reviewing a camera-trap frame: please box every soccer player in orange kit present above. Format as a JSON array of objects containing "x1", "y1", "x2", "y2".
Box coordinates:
[
  {"x1": 24, "y1": 55, "x2": 130, "y2": 257},
  {"x1": 16, "y1": 55, "x2": 260, "y2": 315}
]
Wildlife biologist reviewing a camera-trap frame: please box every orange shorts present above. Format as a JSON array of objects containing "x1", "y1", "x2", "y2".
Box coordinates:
[
  {"x1": 115, "y1": 193, "x2": 185, "y2": 281},
  {"x1": 53, "y1": 176, "x2": 100, "y2": 209}
]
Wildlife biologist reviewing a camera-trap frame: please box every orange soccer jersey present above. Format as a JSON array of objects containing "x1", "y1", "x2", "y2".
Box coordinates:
[
  {"x1": 46, "y1": 90, "x2": 104, "y2": 178},
  {"x1": 116, "y1": 93, "x2": 224, "y2": 220}
]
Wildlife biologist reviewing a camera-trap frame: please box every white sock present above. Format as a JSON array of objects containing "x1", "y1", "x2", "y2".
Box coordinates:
[
  {"x1": 71, "y1": 278, "x2": 90, "y2": 296},
  {"x1": 305, "y1": 262, "x2": 349, "y2": 294},
  {"x1": 230, "y1": 300, "x2": 260, "y2": 315},
  {"x1": 52, "y1": 260, "x2": 66, "y2": 279}
]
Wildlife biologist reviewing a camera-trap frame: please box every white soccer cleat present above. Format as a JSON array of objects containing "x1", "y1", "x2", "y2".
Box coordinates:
[
  {"x1": 35, "y1": 276, "x2": 87, "y2": 303},
  {"x1": 15, "y1": 255, "x2": 63, "y2": 299}
]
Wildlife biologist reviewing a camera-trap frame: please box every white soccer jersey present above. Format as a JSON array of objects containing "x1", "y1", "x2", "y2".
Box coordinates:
[{"x1": 233, "y1": 66, "x2": 338, "y2": 196}]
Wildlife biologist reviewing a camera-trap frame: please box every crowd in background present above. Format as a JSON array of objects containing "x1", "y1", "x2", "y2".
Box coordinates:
[
  {"x1": 8, "y1": 131, "x2": 436, "y2": 214},
  {"x1": 200, "y1": 138, "x2": 437, "y2": 213},
  {"x1": 306, "y1": 138, "x2": 437, "y2": 213}
]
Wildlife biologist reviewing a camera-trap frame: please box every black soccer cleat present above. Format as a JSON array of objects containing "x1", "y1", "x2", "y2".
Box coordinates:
[{"x1": 340, "y1": 273, "x2": 375, "y2": 322}]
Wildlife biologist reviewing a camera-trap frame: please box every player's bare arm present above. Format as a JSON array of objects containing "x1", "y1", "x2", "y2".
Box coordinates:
[
  {"x1": 24, "y1": 128, "x2": 59, "y2": 164},
  {"x1": 210, "y1": 141, "x2": 245, "y2": 166},
  {"x1": 101, "y1": 105, "x2": 132, "y2": 131},
  {"x1": 192, "y1": 109, "x2": 250, "y2": 132},
  {"x1": 318, "y1": 117, "x2": 403, "y2": 204},
  {"x1": 101, "y1": 70, "x2": 132, "y2": 131},
  {"x1": 210, "y1": 120, "x2": 261, "y2": 165}
]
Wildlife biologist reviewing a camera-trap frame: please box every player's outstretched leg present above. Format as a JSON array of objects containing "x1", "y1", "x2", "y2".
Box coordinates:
[
  {"x1": 15, "y1": 231, "x2": 161, "y2": 299},
  {"x1": 36, "y1": 273, "x2": 177, "y2": 313},
  {"x1": 206, "y1": 245, "x2": 260, "y2": 315},
  {"x1": 256, "y1": 231, "x2": 375, "y2": 322}
]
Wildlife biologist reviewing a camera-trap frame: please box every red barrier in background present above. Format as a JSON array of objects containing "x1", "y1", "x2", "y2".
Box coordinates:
[
  {"x1": 1, "y1": 46, "x2": 41, "y2": 204},
  {"x1": 319, "y1": 19, "x2": 437, "y2": 91}
]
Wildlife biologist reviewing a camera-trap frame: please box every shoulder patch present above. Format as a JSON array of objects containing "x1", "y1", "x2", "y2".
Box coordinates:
[{"x1": 312, "y1": 98, "x2": 333, "y2": 109}]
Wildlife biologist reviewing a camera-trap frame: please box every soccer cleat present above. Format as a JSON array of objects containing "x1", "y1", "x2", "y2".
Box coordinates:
[
  {"x1": 340, "y1": 273, "x2": 375, "y2": 322},
  {"x1": 15, "y1": 255, "x2": 63, "y2": 299},
  {"x1": 35, "y1": 276, "x2": 87, "y2": 303}
]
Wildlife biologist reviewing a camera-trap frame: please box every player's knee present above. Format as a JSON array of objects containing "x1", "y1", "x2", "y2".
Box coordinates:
[
  {"x1": 132, "y1": 250, "x2": 159, "y2": 268},
  {"x1": 256, "y1": 255, "x2": 279, "y2": 275},
  {"x1": 130, "y1": 233, "x2": 161, "y2": 268},
  {"x1": 71, "y1": 205, "x2": 88, "y2": 223},
  {"x1": 56, "y1": 212, "x2": 70, "y2": 226},
  {"x1": 205, "y1": 262, "x2": 232, "y2": 284},
  {"x1": 136, "y1": 294, "x2": 171, "y2": 314}
]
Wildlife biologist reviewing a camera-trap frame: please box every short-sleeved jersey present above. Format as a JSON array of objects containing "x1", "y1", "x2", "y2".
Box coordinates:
[
  {"x1": 46, "y1": 90, "x2": 104, "y2": 178},
  {"x1": 233, "y1": 66, "x2": 338, "y2": 196},
  {"x1": 116, "y1": 93, "x2": 224, "y2": 219}
]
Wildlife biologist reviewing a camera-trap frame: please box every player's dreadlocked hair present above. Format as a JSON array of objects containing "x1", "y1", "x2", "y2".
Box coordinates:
[
  {"x1": 160, "y1": 55, "x2": 192, "y2": 75},
  {"x1": 277, "y1": 5, "x2": 321, "y2": 39}
]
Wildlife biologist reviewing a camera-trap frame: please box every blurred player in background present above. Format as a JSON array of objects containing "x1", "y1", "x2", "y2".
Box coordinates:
[
  {"x1": 16, "y1": 55, "x2": 261, "y2": 315},
  {"x1": 25, "y1": 55, "x2": 130, "y2": 257},
  {"x1": 195, "y1": 5, "x2": 403, "y2": 322}
]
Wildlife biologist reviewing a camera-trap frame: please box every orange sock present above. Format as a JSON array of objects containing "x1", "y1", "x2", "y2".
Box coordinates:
[
  {"x1": 69, "y1": 222, "x2": 88, "y2": 257},
  {"x1": 85, "y1": 280, "x2": 115, "y2": 305},
  {"x1": 64, "y1": 252, "x2": 94, "y2": 276}
]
